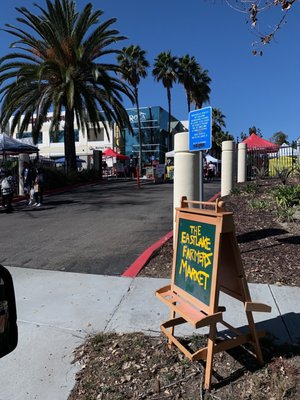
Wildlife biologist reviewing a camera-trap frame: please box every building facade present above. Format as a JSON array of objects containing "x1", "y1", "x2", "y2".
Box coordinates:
[{"x1": 10, "y1": 106, "x2": 186, "y2": 167}]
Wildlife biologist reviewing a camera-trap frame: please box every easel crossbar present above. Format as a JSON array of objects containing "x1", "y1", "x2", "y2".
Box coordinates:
[
  {"x1": 161, "y1": 317, "x2": 266, "y2": 363},
  {"x1": 156, "y1": 285, "x2": 223, "y2": 328}
]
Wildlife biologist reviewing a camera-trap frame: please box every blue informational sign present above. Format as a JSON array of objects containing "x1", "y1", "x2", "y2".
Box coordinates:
[{"x1": 189, "y1": 106, "x2": 212, "y2": 151}]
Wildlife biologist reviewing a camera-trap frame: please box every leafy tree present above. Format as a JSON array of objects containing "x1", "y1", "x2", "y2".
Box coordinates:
[
  {"x1": 177, "y1": 54, "x2": 201, "y2": 113},
  {"x1": 152, "y1": 51, "x2": 178, "y2": 151},
  {"x1": 248, "y1": 126, "x2": 262, "y2": 137},
  {"x1": 270, "y1": 131, "x2": 289, "y2": 145},
  {"x1": 0, "y1": 0, "x2": 133, "y2": 173},
  {"x1": 117, "y1": 45, "x2": 149, "y2": 174},
  {"x1": 211, "y1": 108, "x2": 233, "y2": 157},
  {"x1": 225, "y1": 1, "x2": 296, "y2": 54}
]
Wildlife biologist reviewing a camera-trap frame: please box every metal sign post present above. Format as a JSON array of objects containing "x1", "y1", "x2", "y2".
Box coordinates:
[{"x1": 189, "y1": 106, "x2": 212, "y2": 202}]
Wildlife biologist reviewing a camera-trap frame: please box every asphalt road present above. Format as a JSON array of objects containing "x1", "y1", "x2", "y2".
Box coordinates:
[{"x1": 1, "y1": 180, "x2": 220, "y2": 275}]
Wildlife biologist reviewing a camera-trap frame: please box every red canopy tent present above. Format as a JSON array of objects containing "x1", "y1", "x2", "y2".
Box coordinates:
[
  {"x1": 102, "y1": 148, "x2": 129, "y2": 160},
  {"x1": 242, "y1": 133, "x2": 278, "y2": 152}
]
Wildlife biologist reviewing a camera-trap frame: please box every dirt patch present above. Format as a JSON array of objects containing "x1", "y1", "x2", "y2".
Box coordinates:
[
  {"x1": 140, "y1": 180, "x2": 300, "y2": 286},
  {"x1": 69, "y1": 333, "x2": 300, "y2": 400}
]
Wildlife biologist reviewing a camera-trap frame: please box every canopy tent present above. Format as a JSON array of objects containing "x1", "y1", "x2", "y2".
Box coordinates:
[
  {"x1": 242, "y1": 133, "x2": 278, "y2": 152},
  {"x1": 103, "y1": 148, "x2": 129, "y2": 160},
  {"x1": 54, "y1": 156, "x2": 86, "y2": 164},
  {"x1": 165, "y1": 150, "x2": 220, "y2": 164},
  {"x1": 206, "y1": 154, "x2": 220, "y2": 163},
  {"x1": 165, "y1": 150, "x2": 175, "y2": 158},
  {"x1": 0, "y1": 133, "x2": 39, "y2": 155}
]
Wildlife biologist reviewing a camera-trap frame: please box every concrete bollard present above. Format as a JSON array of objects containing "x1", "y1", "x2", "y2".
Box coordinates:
[
  {"x1": 237, "y1": 143, "x2": 247, "y2": 183},
  {"x1": 174, "y1": 132, "x2": 199, "y2": 226},
  {"x1": 221, "y1": 141, "x2": 234, "y2": 197}
]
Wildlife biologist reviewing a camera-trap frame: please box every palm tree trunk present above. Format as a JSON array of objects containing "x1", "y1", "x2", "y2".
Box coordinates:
[
  {"x1": 134, "y1": 86, "x2": 143, "y2": 176},
  {"x1": 167, "y1": 87, "x2": 172, "y2": 151},
  {"x1": 64, "y1": 107, "x2": 77, "y2": 173},
  {"x1": 187, "y1": 90, "x2": 191, "y2": 113}
]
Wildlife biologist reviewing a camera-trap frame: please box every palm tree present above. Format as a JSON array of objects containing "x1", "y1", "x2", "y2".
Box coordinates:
[
  {"x1": 0, "y1": 0, "x2": 133, "y2": 173},
  {"x1": 177, "y1": 54, "x2": 201, "y2": 113},
  {"x1": 152, "y1": 51, "x2": 178, "y2": 151},
  {"x1": 191, "y1": 69, "x2": 211, "y2": 110},
  {"x1": 117, "y1": 45, "x2": 149, "y2": 175}
]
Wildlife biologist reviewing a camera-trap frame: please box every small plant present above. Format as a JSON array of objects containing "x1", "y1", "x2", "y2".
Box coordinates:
[
  {"x1": 252, "y1": 165, "x2": 268, "y2": 181},
  {"x1": 273, "y1": 184, "x2": 300, "y2": 208},
  {"x1": 230, "y1": 186, "x2": 242, "y2": 195},
  {"x1": 248, "y1": 199, "x2": 268, "y2": 210},
  {"x1": 276, "y1": 207, "x2": 295, "y2": 222},
  {"x1": 275, "y1": 167, "x2": 293, "y2": 185},
  {"x1": 244, "y1": 182, "x2": 258, "y2": 193}
]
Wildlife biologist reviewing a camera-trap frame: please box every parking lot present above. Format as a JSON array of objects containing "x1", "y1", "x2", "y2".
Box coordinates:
[{"x1": 1, "y1": 180, "x2": 220, "y2": 275}]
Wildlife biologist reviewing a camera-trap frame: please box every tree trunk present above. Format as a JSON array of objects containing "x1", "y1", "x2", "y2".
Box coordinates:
[
  {"x1": 64, "y1": 107, "x2": 77, "y2": 174},
  {"x1": 186, "y1": 90, "x2": 191, "y2": 113},
  {"x1": 167, "y1": 87, "x2": 172, "y2": 151},
  {"x1": 134, "y1": 86, "x2": 143, "y2": 176}
]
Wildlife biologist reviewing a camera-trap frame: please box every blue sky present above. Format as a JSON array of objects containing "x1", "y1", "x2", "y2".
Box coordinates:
[{"x1": 0, "y1": 0, "x2": 299, "y2": 142}]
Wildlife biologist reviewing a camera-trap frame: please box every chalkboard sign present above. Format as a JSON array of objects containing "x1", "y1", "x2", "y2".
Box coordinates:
[{"x1": 174, "y1": 217, "x2": 216, "y2": 306}]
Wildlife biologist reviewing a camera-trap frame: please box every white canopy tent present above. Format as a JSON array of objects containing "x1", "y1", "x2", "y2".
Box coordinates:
[{"x1": 165, "y1": 150, "x2": 220, "y2": 164}]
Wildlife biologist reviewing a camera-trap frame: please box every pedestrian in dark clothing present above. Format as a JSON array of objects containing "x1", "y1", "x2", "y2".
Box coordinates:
[
  {"x1": 21, "y1": 162, "x2": 36, "y2": 205},
  {"x1": 33, "y1": 168, "x2": 44, "y2": 207},
  {"x1": 1, "y1": 170, "x2": 14, "y2": 213}
]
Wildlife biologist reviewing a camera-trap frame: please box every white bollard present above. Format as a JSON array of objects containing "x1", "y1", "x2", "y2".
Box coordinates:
[
  {"x1": 237, "y1": 143, "x2": 247, "y2": 183},
  {"x1": 221, "y1": 141, "x2": 234, "y2": 197},
  {"x1": 173, "y1": 132, "x2": 199, "y2": 226}
]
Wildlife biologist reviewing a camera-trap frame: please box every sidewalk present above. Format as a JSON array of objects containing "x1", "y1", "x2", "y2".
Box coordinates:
[{"x1": 0, "y1": 266, "x2": 299, "y2": 400}]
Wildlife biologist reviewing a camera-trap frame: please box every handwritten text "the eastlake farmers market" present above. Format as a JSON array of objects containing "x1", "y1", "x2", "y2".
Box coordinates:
[{"x1": 179, "y1": 224, "x2": 213, "y2": 290}]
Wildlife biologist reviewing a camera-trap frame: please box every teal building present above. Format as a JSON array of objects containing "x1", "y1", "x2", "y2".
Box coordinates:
[{"x1": 119, "y1": 106, "x2": 186, "y2": 164}]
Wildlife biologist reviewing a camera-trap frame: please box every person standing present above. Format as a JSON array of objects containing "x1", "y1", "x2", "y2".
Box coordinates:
[
  {"x1": 207, "y1": 162, "x2": 216, "y2": 182},
  {"x1": 1, "y1": 170, "x2": 14, "y2": 213},
  {"x1": 21, "y1": 162, "x2": 36, "y2": 205},
  {"x1": 33, "y1": 167, "x2": 44, "y2": 207}
]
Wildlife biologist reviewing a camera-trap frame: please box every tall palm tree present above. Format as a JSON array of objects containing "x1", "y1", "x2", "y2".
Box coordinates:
[
  {"x1": 117, "y1": 45, "x2": 149, "y2": 175},
  {"x1": 0, "y1": 0, "x2": 133, "y2": 173},
  {"x1": 191, "y1": 69, "x2": 211, "y2": 110},
  {"x1": 152, "y1": 51, "x2": 178, "y2": 151},
  {"x1": 177, "y1": 54, "x2": 201, "y2": 113}
]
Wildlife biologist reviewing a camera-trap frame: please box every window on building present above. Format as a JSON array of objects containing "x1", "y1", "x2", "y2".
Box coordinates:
[
  {"x1": 87, "y1": 127, "x2": 104, "y2": 141},
  {"x1": 16, "y1": 132, "x2": 43, "y2": 144},
  {"x1": 50, "y1": 129, "x2": 79, "y2": 143}
]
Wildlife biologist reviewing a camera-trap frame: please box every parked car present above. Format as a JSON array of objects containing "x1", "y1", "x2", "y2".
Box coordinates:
[{"x1": 0, "y1": 264, "x2": 18, "y2": 358}]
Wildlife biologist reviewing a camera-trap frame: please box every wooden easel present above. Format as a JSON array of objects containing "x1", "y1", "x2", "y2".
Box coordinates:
[{"x1": 156, "y1": 197, "x2": 271, "y2": 390}]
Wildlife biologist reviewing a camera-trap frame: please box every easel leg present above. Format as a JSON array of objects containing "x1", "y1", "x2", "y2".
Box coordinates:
[
  {"x1": 204, "y1": 323, "x2": 217, "y2": 390},
  {"x1": 246, "y1": 311, "x2": 264, "y2": 365},
  {"x1": 168, "y1": 309, "x2": 176, "y2": 349}
]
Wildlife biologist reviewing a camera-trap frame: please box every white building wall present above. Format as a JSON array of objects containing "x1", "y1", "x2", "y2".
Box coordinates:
[{"x1": 9, "y1": 113, "x2": 114, "y2": 164}]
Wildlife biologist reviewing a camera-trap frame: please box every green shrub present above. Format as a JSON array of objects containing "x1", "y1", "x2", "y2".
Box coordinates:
[
  {"x1": 230, "y1": 186, "x2": 242, "y2": 195},
  {"x1": 274, "y1": 167, "x2": 293, "y2": 185},
  {"x1": 272, "y1": 184, "x2": 300, "y2": 208},
  {"x1": 248, "y1": 199, "x2": 268, "y2": 210},
  {"x1": 243, "y1": 182, "x2": 258, "y2": 193}
]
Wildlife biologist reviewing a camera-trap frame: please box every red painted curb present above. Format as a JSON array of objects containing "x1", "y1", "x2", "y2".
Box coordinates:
[
  {"x1": 122, "y1": 230, "x2": 173, "y2": 278},
  {"x1": 121, "y1": 191, "x2": 221, "y2": 278}
]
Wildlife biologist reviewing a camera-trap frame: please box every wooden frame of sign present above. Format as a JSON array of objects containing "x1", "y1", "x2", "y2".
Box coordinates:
[{"x1": 156, "y1": 197, "x2": 271, "y2": 390}]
